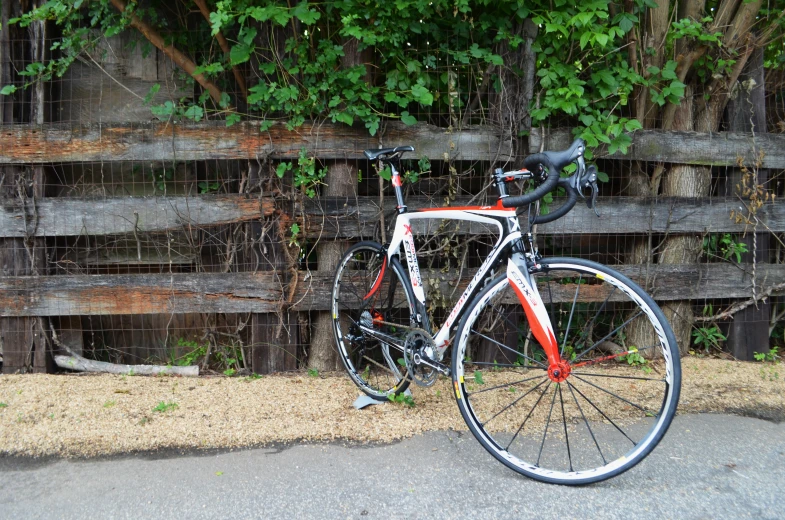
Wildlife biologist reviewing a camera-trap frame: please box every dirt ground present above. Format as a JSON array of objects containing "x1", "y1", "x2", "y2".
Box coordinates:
[{"x1": 0, "y1": 357, "x2": 782, "y2": 458}]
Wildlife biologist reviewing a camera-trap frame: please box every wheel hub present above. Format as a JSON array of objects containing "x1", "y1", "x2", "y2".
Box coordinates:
[{"x1": 548, "y1": 360, "x2": 571, "y2": 383}]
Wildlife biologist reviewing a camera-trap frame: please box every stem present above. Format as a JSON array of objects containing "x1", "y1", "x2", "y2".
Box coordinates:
[
  {"x1": 192, "y1": 0, "x2": 248, "y2": 101},
  {"x1": 109, "y1": 0, "x2": 225, "y2": 106}
]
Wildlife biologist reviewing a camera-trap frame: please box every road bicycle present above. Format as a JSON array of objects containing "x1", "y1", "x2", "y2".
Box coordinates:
[{"x1": 331, "y1": 139, "x2": 681, "y2": 485}]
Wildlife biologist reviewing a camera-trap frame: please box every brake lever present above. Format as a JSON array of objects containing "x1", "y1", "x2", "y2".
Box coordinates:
[{"x1": 581, "y1": 165, "x2": 600, "y2": 217}]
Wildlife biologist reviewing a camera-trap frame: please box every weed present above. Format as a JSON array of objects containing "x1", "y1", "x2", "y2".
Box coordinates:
[
  {"x1": 152, "y1": 401, "x2": 178, "y2": 413},
  {"x1": 388, "y1": 393, "x2": 415, "y2": 407},
  {"x1": 244, "y1": 373, "x2": 262, "y2": 382},
  {"x1": 138, "y1": 416, "x2": 151, "y2": 426},
  {"x1": 307, "y1": 368, "x2": 319, "y2": 378},
  {"x1": 703, "y1": 233, "x2": 749, "y2": 263},
  {"x1": 223, "y1": 368, "x2": 236, "y2": 376},
  {"x1": 754, "y1": 346, "x2": 781, "y2": 363},
  {"x1": 103, "y1": 400, "x2": 116, "y2": 408},
  {"x1": 692, "y1": 325, "x2": 726, "y2": 351},
  {"x1": 473, "y1": 370, "x2": 485, "y2": 385},
  {"x1": 0, "y1": 402, "x2": 7, "y2": 408},
  {"x1": 197, "y1": 181, "x2": 220, "y2": 194}
]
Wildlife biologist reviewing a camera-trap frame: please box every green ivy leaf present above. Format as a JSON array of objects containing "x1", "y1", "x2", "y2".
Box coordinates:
[
  {"x1": 293, "y1": 2, "x2": 320, "y2": 25},
  {"x1": 230, "y1": 44, "x2": 252, "y2": 66},
  {"x1": 411, "y1": 84, "x2": 433, "y2": 106},
  {"x1": 183, "y1": 105, "x2": 204, "y2": 122},
  {"x1": 1, "y1": 85, "x2": 17, "y2": 96},
  {"x1": 400, "y1": 111, "x2": 417, "y2": 125}
]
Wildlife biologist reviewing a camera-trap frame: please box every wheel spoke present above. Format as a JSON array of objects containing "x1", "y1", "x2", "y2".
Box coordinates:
[
  {"x1": 536, "y1": 384, "x2": 559, "y2": 467},
  {"x1": 470, "y1": 330, "x2": 548, "y2": 369},
  {"x1": 505, "y1": 381, "x2": 552, "y2": 450},
  {"x1": 572, "y1": 310, "x2": 643, "y2": 363},
  {"x1": 560, "y1": 274, "x2": 581, "y2": 359},
  {"x1": 467, "y1": 374, "x2": 548, "y2": 396},
  {"x1": 575, "y1": 285, "x2": 617, "y2": 345},
  {"x1": 466, "y1": 360, "x2": 547, "y2": 370},
  {"x1": 570, "y1": 372, "x2": 664, "y2": 382},
  {"x1": 568, "y1": 380, "x2": 637, "y2": 446},
  {"x1": 567, "y1": 381, "x2": 606, "y2": 465},
  {"x1": 573, "y1": 375, "x2": 656, "y2": 417},
  {"x1": 559, "y1": 384, "x2": 573, "y2": 472},
  {"x1": 480, "y1": 379, "x2": 548, "y2": 428}
]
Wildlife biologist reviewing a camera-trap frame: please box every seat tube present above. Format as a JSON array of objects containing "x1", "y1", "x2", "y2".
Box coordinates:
[{"x1": 390, "y1": 163, "x2": 407, "y2": 213}]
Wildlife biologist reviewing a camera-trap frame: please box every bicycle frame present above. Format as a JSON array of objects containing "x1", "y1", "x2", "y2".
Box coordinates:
[{"x1": 383, "y1": 204, "x2": 560, "y2": 367}]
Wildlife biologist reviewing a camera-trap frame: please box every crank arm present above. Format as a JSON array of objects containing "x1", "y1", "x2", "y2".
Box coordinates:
[{"x1": 413, "y1": 354, "x2": 450, "y2": 375}]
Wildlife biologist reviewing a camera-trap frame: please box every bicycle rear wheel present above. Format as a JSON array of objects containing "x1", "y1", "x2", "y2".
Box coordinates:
[
  {"x1": 452, "y1": 257, "x2": 681, "y2": 485},
  {"x1": 332, "y1": 241, "x2": 416, "y2": 400}
]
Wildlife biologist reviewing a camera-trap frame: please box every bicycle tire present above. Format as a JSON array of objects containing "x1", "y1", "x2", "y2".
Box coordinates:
[
  {"x1": 332, "y1": 241, "x2": 416, "y2": 400},
  {"x1": 451, "y1": 257, "x2": 681, "y2": 485}
]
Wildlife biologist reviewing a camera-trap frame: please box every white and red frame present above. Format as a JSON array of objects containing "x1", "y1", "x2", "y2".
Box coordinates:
[{"x1": 382, "y1": 203, "x2": 561, "y2": 368}]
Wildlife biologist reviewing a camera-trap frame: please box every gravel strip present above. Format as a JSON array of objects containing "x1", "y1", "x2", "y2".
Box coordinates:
[{"x1": 0, "y1": 358, "x2": 782, "y2": 458}]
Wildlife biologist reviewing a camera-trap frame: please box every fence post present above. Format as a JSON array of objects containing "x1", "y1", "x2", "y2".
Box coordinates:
[
  {"x1": 725, "y1": 48, "x2": 771, "y2": 361},
  {"x1": 0, "y1": 3, "x2": 49, "y2": 373}
]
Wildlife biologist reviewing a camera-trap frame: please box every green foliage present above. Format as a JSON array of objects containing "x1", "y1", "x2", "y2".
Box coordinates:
[
  {"x1": 173, "y1": 338, "x2": 208, "y2": 367},
  {"x1": 692, "y1": 325, "x2": 726, "y2": 352},
  {"x1": 754, "y1": 346, "x2": 781, "y2": 363},
  {"x1": 307, "y1": 368, "x2": 319, "y2": 377},
  {"x1": 0, "y1": 402, "x2": 7, "y2": 408},
  {"x1": 275, "y1": 149, "x2": 326, "y2": 198},
  {"x1": 703, "y1": 234, "x2": 749, "y2": 263},
  {"x1": 388, "y1": 393, "x2": 415, "y2": 408},
  {"x1": 103, "y1": 400, "x2": 116, "y2": 408},
  {"x1": 473, "y1": 370, "x2": 485, "y2": 385},
  {"x1": 198, "y1": 181, "x2": 221, "y2": 194},
  {"x1": 152, "y1": 401, "x2": 178, "y2": 413},
  {"x1": 244, "y1": 373, "x2": 263, "y2": 381},
  {"x1": 9, "y1": 0, "x2": 784, "y2": 157}
]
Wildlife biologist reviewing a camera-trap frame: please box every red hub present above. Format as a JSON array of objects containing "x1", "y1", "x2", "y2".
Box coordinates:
[{"x1": 547, "y1": 360, "x2": 571, "y2": 383}]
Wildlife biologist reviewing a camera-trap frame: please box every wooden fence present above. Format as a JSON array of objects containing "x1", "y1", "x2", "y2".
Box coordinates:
[{"x1": 1, "y1": 120, "x2": 784, "y2": 373}]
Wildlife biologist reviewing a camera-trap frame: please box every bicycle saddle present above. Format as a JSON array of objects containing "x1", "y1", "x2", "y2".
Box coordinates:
[{"x1": 363, "y1": 145, "x2": 415, "y2": 161}]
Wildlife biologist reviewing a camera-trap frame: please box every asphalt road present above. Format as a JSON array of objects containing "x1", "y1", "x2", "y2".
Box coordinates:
[{"x1": 1, "y1": 414, "x2": 783, "y2": 520}]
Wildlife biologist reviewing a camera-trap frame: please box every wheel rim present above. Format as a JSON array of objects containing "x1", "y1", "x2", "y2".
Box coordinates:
[
  {"x1": 454, "y1": 263, "x2": 679, "y2": 482},
  {"x1": 332, "y1": 246, "x2": 414, "y2": 398}
]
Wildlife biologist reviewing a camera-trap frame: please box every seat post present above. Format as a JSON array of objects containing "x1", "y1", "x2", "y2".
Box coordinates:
[{"x1": 390, "y1": 163, "x2": 407, "y2": 213}]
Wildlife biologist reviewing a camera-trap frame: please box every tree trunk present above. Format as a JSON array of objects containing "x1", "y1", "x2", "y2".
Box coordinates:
[
  {"x1": 308, "y1": 38, "x2": 363, "y2": 373},
  {"x1": 309, "y1": 162, "x2": 356, "y2": 373},
  {"x1": 658, "y1": 85, "x2": 712, "y2": 354}
]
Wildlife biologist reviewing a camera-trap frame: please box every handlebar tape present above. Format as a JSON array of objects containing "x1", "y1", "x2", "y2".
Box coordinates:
[
  {"x1": 501, "y1": 155, "x2": 559, "y2": 208},
  {"x1": 530, "y1": 178, "x2": 577, "y2": 225}
]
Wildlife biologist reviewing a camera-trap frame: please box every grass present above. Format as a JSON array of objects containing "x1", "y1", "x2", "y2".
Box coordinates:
[{"x1": 152, "y1": 401, "x2": 178, "y2": 413}]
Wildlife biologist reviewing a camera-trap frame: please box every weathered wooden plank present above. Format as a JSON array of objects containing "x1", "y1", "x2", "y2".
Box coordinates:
[
  {"x1": 0, "y1": 273, "x2": 284, "y2": 316},
  {"x1": 1, "y1": 263, "x2": 782, "y2": 317},
  {"x1": 0, "y1": 194, "x2": 275, "y2": 237},
  {"x1": 531, "y1": 128, "x2": 785, "y2": 168},
  {"x1": 0, "y1": 122, "x2": 512, "y2": 164},
  {"x1": 3, "y1": 194, "x2": 782, "y2": 238},
  {"x1": 301, "y1": 196, "x2": 785, "y2": 238},
  {"x1": 293, "y1": 263, "x2": 785, "y2": 311}
]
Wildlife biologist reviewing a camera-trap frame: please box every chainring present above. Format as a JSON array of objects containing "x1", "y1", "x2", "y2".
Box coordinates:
[{"x1": 403, "y1": 329, "x2": 439, "y2": 387}]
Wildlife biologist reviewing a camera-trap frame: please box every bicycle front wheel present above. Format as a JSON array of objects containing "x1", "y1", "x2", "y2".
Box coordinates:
[
  {"x1": 452, "y1": 257, "x2": 681, "y2": 485},
  {"x1": 332, "y1": 241, "x2": 416, "y2": 400}
]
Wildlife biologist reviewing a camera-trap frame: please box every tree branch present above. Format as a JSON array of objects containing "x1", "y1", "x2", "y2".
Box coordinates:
[
  {"x1": 109, "y1": 0, "x2": 225, "y2": 106},
  {"x1": 193, "y1": 0, "x2": 248, "y2": 101}
]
